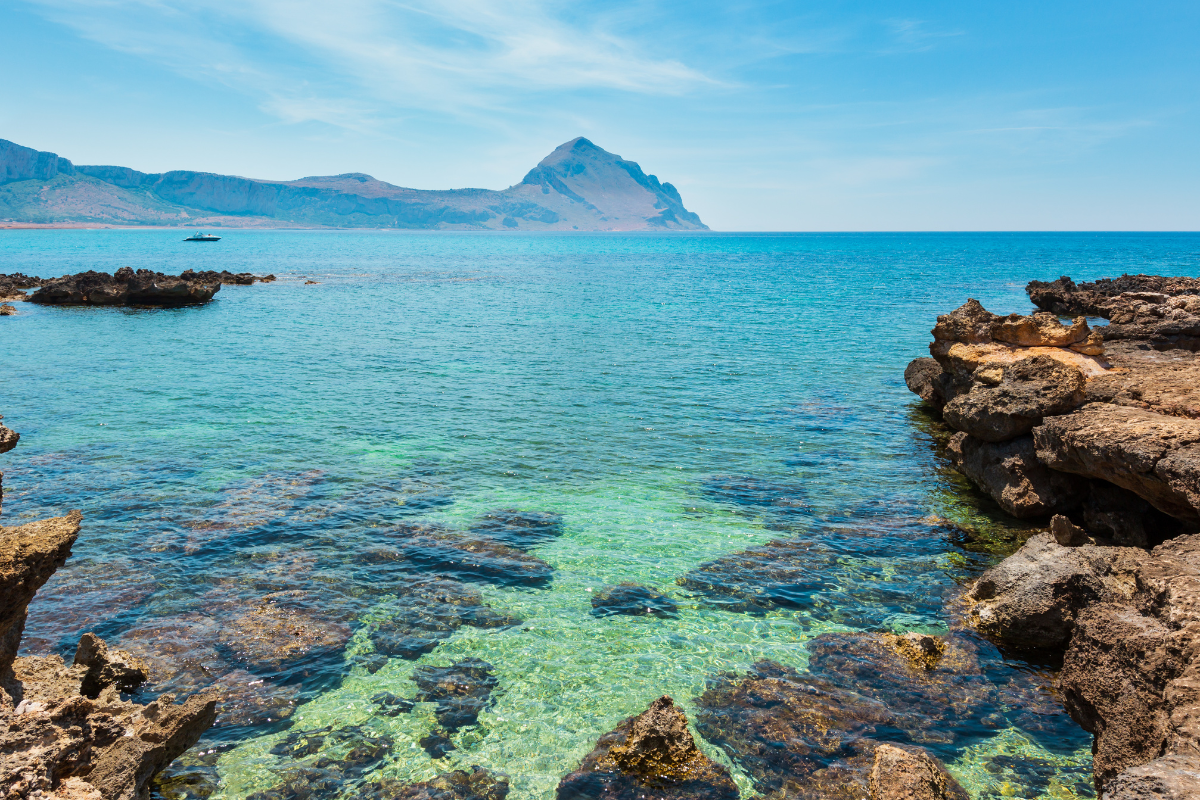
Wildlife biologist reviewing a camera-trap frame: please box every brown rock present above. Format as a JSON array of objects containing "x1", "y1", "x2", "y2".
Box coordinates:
[
  {"x1": 0, "y1": 423, "x2": 18, "y2": 454},
  {"x1": 1033, "y1": 403, "x2": 1200, "y2": 523},
  {"x1": 1050, "y1": 514, "x2": 1090, "y2": 546},
  {"x1": 992, "y1": 312, "x2": 1091, "y2": 347},
  {"x1": 365, "y1": 766, "x2": 511, "y2": 800},
  {"x1": 868, "y1": 744, "x2": 967, "y2": 800},
  {"x1": 904, "y1": 358, "x2": 950, "y2": 410},
  {"x1": 947, "y1": 432, "x2": 1087, "y2": 518},
  {"x1": 557, "y1": 696, "x2": 739, "y2": 800},
  {"x1": 74, "y1": 632, "x2": 149, "y2": 698},
  {"x1": 1102, "y1": 755, "x2": 1200, "y2": 800},
  {"x1": 943, "y1": 356, "x2": 1086, "y2": 442},
  {"x1": 1087, "y1": 343, "x2": 1200, "y2": 419},
  {"x1": 883, "y1": 633, "x2": 946, "y2": 672},
  {"x1": 0, "y1": 303, "x2": 15, "y2": 316},
  {"x1": 966, "y1": 534, "x2": 1139, "y2": 649},
  {"x1": 0, "y1": 511, "x2": 81, "y2": 674},
  {"x1": 30, "y1": 268, "x2": 222, "y2": 307}
]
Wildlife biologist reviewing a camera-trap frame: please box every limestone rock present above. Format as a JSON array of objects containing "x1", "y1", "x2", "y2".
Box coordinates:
[
  {"x1": 868, "y1": 744, "x2": 967, "y2": 800},
  {"x1": 1050, "y1": 514, "x2": 1091, "y2": 546},
  {"x1": 943, "y1": 356, "x2": 1085, "y2": 442},
  {"x1": 0, "y1": 303, "x2": 15, "y2": 316},
  {"x1": 1033, "y1": 403, "x2": 1200, "y2": 523},
  {"x1": 1102, "y1": 755, "x2": 1200, "y2": 800},
  {"x1": 904, "y1": 357, "x2": 949, "y2": 410},
  {"x1": 966, "y1": 534, "x2": 1140, "y2": 649},
  {"x1": 0, "y1": 511, "x2": 82, "y2": 673},
  {"x1": 556, "y1": 696, "x2": 739, "y2": 800},
  {"x1": 1087, "y1": 344, "x2": 1200, "y2": 419},
  {"x1": 947, "y1": 433, "x2": 1087, "y2": 518},
  {"x1": 1027, "y1": 275, "x2": 1200, "y2": 317},
  {"x1": 74, "y1": 632, "x2": 149, "y2": 698}
]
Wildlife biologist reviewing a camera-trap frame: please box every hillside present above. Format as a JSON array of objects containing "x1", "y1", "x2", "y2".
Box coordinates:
[{"x1": 0, "y1": 137, "x2": 707, "y2": 231}]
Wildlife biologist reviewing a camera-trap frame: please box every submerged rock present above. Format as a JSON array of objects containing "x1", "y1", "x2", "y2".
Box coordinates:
[
  {"x1": 365, "y1": 766, "x2": 511, "y2": 800},
  {"x1": 868, "y1": 744, "x2": 967, "y2": 800},
  {"x1": 380, "y1": 522, "x2": 554, "y2": 587},
  {"x1": 413, "y1": 657, "x2": 500, "y2": 733},
  {"x1": 214, "y1": 589, "x2": 353, "y2": 675},
  {"x1": 30, "y1": 267, "x2": 222, "y2": 306},
  {"x1": 700, "y1": 475, "x2": 811, "y2": 523},
  {"x1": 473, "y1": 509, "x2": 564, "y2": 550},
  {"x1": 590, "y1": 584, "x2": 678, "y2": 618},
  {"x1": 556, "y1": 696, "x2": 738, "y2": 800},
  {"x1": 368, "y1": 578, "x2": 520, "y2": 660}
]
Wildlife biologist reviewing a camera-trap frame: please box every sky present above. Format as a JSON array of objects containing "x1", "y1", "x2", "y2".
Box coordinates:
[{"x1": 1, "y1": 0, "x2": 1198, "y2": 231}]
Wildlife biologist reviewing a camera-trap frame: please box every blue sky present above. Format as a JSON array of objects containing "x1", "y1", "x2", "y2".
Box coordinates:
[{"x1": 2, "y1": 0, "x2": 1197, "y2": 230}]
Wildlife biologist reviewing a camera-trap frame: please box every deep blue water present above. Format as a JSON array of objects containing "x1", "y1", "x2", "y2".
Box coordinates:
[{"x1": 3, "y1": 231, "x2": 1198, "y2": 799}]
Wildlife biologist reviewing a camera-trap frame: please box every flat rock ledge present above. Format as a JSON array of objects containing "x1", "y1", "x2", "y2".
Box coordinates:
[
  {"x1": 905, "y1": 276, "x2": 1200, "y2": 794},
  {"x1": 0, "y1": 268, "x2": 275, "y2": 307},
  {"x1": 0, "y1": 509, "x2": 216, "y2": 800}
]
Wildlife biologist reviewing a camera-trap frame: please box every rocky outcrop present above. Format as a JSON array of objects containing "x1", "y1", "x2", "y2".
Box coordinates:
[
  {"x1": 556, "y1": 696, "x2": 739, "y2": 800},
  {"x1": 1027, "y1": 275, "x2": 1200, "y2": 351},
  {"x1": 178, "y1": 269, "x2": 275, "y2": 286},
  {"x1": 946, "y1": 432, "x2": 1087, "y2": 518},
  {"x1": 0, "y1": 511, "x2": 216, "y2": 800},
  {"x1": 0, "y1": 304, "x2": 15, "y2": 316},
  {"x1": 942, "y1": 356, "x2": 1086, "y2": 442},
  {"x1": 1033, "y1": 403, "x2": 1200, "y2": 524},
  {"x1": 30, "y1": 268, "x2": 221, "y2": 306}
]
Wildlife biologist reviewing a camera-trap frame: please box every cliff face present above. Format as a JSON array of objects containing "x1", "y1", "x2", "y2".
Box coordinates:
[{"x1": 0, "y1": 138, "x2": 708, "y2": 231}]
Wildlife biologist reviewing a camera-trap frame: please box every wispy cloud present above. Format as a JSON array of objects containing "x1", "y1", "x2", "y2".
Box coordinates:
[{"x1": 24, "y1": 0, "x2": 714, "y2": 128}]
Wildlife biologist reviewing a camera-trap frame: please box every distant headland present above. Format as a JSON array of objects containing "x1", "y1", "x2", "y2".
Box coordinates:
[{"x1": 0, "y1": 137, "x2": 707, "y2": 231}]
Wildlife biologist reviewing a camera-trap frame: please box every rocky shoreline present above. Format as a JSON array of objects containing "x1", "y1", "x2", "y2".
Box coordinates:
[
  {"x1": 0, "y1": 269, "x2": 275, "y2": 308},
  {"x1": 906, "y1": 274, "x2": 1200, "y2": 798}
]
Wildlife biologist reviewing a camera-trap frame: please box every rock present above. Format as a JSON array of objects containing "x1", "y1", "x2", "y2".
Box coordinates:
[
  {"x1": 1027, "y1": 274, "x2": 1200, "y2": 317},
  {"x1": 0, "y1": 423, "x2": 17, "y2": 454},
  {"x1": 472, "y1": 509, "x2": 564, "y2": 550},
  {"x1": 178, "y1": 269, "x2": 271, "y2": 286},
  {"x1": 1050, "y1": 514, "x2": 1090, "y2": 546},
  {"x1": 0, "y1": 272, "x2": 45, "y2": 299},
  {"x1": 209, "y1": 669, "x2": 299, "y2": 728},
  {"x1": 74, "y1": 632, "x2": 148, "y2": 698},
  {"x1": 693, "y1": 660, "x2": 892, "y2": 797},
  {"x1": 380, "y1": 522, "x2": 555, "y2": 587},
  {"x1": 992, "y1": 312, "x2": 1092, "y2": 348},
  {"x1": 868, "y1": 744, "x2": 967, "y2": 800},
  {"x1": 1033, "y1": 403, "x2": 1200, "y2": 523},
  {"x1": 268, "y1": 724, "x2": 392, "y2": 778},
  {"x1": 942, "y1": 355, "x2": 1086, "y2": 442},
  {"x1": 1059, "y1": 602, "x2": 1187, "y2": 788},
  {"x1": 591, "y1": 584, "x2": 678, "y2": 618},
  {"x1": 947, "y1": 432, "x2": 1088, "y2": 518},
  {"x1": 214, "y1": 589, "x2": 353, "y2": 675},
  {"x1": 368, "y1": 578, "x2": 520, "y2": 660},
  {"x1": 0, "y1": 511, "x2": 81, "y2": 673},
  {"x1": 699, "y1": 475, "x2": 811, "y2": 522},
  {"x1": 904, "y1": 358, "x2": 949, "y2": 410},
  {"x1": 556, "y1": 696, "x2": 738, "y2": 800},
  {"x1": 882, "y1": 633, "x2": 946, "y2": 672},
  {"x1": 965, "y1": 533, "x2": 1141, "y2": 649},
  {"x1": 412, "y1": 657, "x2": 499, "y2": 733},
  {"x1": 932, "y1": 299, "x2": 1000, "y2": 345},
  {"x1": 29, "y1": 268, "x2": 222, "y2": 306},
  {"x1": 1087, "y1": 344, "x2": 1200, "y2": 419},
  {"x1": 372, "y1": 691, "x2": 415, "y2": 716},
  {"x1": 304, "y1": 280, "x2": 319, "y2": 285},
  {"x1": 1102, "y1": 755, "x2": 1200, "y2": 800},
  {"x1": 364, "y1": 766, "x2": 511, "y2": 800},
  {"x1": 0, "y1": 303, "x2": 15, "y2": 315}
]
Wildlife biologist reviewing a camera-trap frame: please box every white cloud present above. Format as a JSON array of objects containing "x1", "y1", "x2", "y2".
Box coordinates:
[{"x1": 23, "y1": 0, "x2": 713, "y2": 128}]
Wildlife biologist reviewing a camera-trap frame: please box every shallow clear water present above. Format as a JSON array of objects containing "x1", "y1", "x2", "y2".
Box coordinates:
[{"x1": 3, "y1": 231, "x2": 1199, "y2": 800}]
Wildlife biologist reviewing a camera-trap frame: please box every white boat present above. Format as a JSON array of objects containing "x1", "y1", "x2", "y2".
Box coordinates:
[{"x1": 183, "y1": 232, "x2": 221, "y2": 242}]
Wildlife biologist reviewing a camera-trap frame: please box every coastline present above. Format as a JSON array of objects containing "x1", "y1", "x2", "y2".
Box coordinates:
[{"x1": 906, "y1": 274, "x2": 1200, "y2": 798}]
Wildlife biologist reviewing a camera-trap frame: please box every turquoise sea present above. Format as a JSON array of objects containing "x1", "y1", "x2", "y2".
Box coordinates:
[{"x1": 4, "y1": 231, "x2": 1200, "y2": 800}]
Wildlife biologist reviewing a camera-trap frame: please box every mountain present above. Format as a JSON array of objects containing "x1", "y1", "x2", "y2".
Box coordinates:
[{"x1": 0, "y1": 137, "x2": 707, "y2": 231}]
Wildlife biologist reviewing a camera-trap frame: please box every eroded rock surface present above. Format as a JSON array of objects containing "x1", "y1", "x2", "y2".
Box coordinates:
[
  {"x1": 868, "y1": 744, "x2": 967, "y2": 800},
  {"x1": 942, "y1": 356, "x2": 1085, "y2": 442},
  {"x1": 556, "y1": 696, "x2": 738, "y2": 800},
  {"x1": 1027, "y1": 274, "x2": 1200, "y2": 318},
  {"x1": 30, "y1": 268, "x2": 222, "y2": 306},
  {"x1": 0, "y1": 511, "x2": 216, "y2": 800},
  {"x1": 946, "y1": 432, "x2": 1087, "y2": 518},
  {"x1": 1028, "y1": 275, "x2": 1200, "y2": 350},
  {"x1": 1102, "y1": 755, "x2": 1200, "y2": 800}
]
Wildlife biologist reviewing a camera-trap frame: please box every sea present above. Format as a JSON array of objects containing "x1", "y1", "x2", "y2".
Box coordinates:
[{"x1": 3, "y1": 230, "x2": 1199, "y2": 800}]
